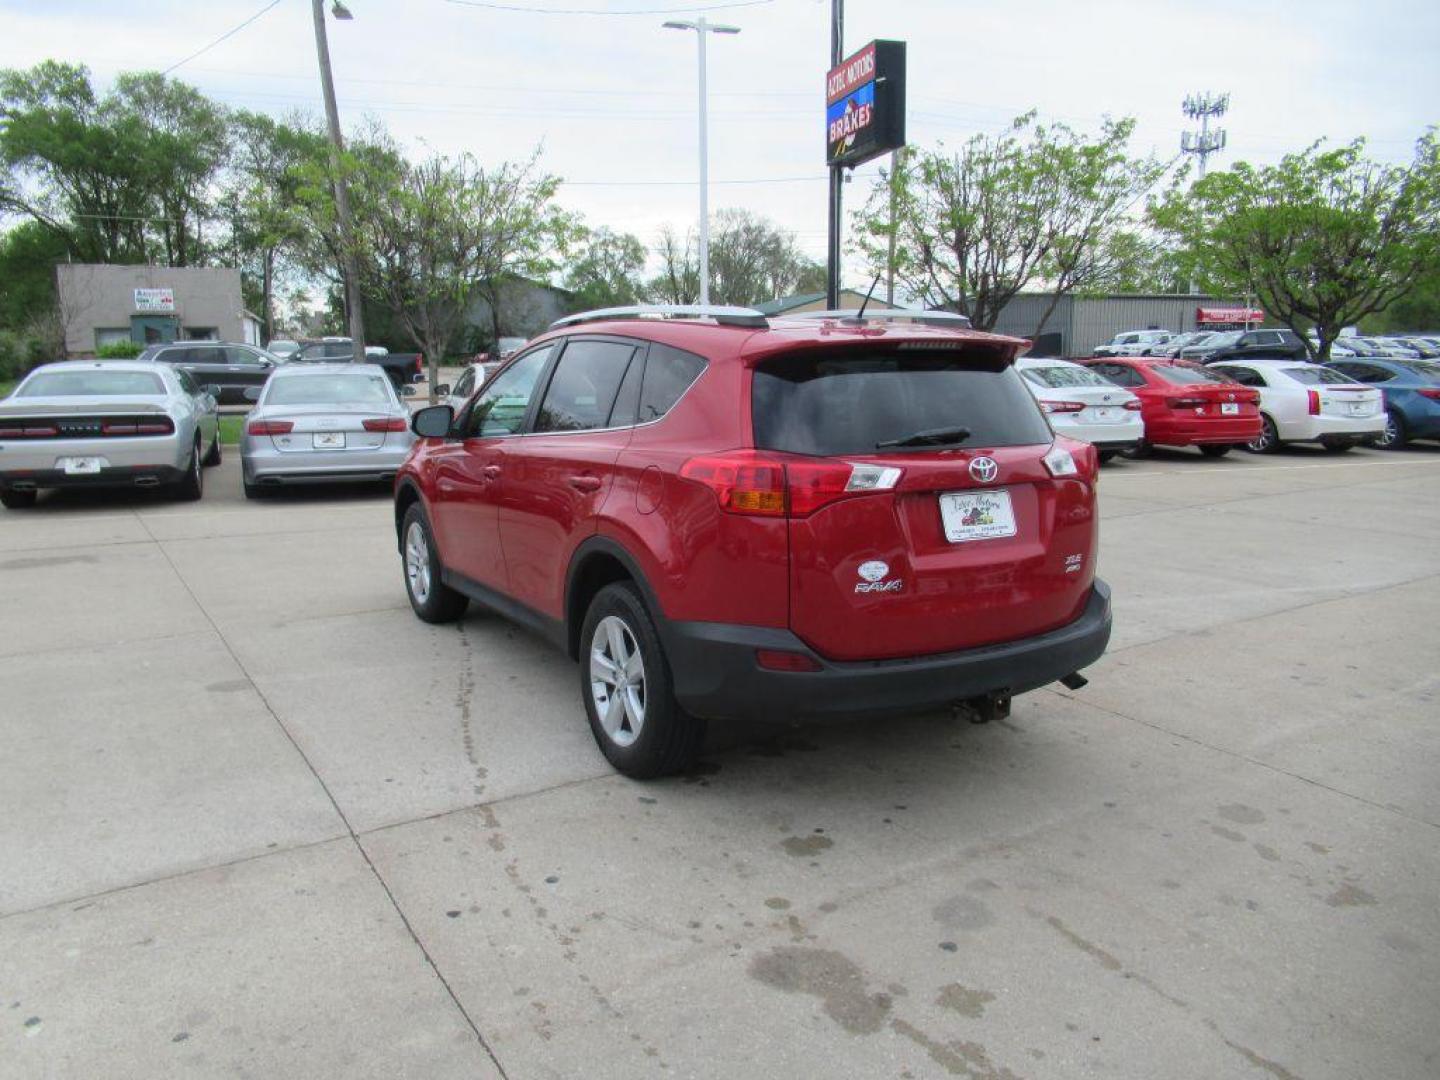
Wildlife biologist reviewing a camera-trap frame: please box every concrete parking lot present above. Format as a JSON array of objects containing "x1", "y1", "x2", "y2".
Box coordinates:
[{"x1": 3, "y1": 445, "x2": 1439, "y2": 1080}]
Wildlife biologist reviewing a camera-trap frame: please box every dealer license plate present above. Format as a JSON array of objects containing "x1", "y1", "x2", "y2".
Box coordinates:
[
  {"x1": 58, "y1": 457, "x2": 104, "y2": 475},
  {"x1": 939, "y1": 490, "x2": 1017, "y2": 543},
  {"x1": 312, "y1": 432, "x2": 345, "y2": 449},
  {"x1": 1086, "y1": 406, "x2": 1120, "y2": 422},
  {"x1": 1349, "y1": 402, "x2": 1368, "y2": 415},
  {"x1": 1221, "y1": 402, "x2": 1240, "y2": 415}
]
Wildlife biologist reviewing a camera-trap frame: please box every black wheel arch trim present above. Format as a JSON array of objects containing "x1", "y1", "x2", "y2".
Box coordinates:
[
  {"x1": 564, "y1": 535, "x2": 668, "y2": 661},
  {"x1": 393, "y1": 478, "x2": 426, "y2": 551}
]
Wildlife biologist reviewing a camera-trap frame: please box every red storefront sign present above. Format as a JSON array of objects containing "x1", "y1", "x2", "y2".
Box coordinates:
[
  {"x1": 826, "y1": 42, "x2": 876, "y2": 105},
  {"x1": 1196, "y1": 307, "x2": 1265, "y2": 325}
]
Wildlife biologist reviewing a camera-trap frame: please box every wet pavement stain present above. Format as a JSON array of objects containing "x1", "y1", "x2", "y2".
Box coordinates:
[
  {"x1": 455, "y1": 623, "x2": 487, "y2": 796},
  {"x1": 1253, "y1": 843, "x2": 1281, "y2": 862},
  {"x1": 932, "y1": 895, "x2": 996, "y2": 931},
  {"x1": 764, "y1": 897, "x2": 791, "y2": 910},
  {"x1": 748, "y1": 946, "x2": 892, "y2": 1035},
  {"x1": 204, "y1": 679, "x2": 250, "y2": 694},
  {"x1": 937, "y1": 983, "x2": 996, "y2": 1019},
  {"x1": 1217, "y1": 804, "x2": 1267, "y2": 825},
  {"x1": 1325, "y1": 883, "x2": 1377, "y2": 907},
  {"x1": 23, "y1": 1017, "x2": 41, "y2": 1037},
  {"x1": 781, "y1": 835, "x2": 833, "y2": 857},
  {"x1": 1, "y1": 554, "x2": 98, "y2": 571},
  {"x1": 1210, "y1": 825, "x2": 1246, "y2": 843},
  {"x1": 891, "y1": 1019, "x2": 1022, "y2": 1079}
]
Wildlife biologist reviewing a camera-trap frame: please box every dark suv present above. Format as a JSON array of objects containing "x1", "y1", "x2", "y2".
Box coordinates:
[
  {"x1": 138, "y1": 341, "x2": 281, "y2": 404},
  {"x1": 394, "y1": 307, "x2": 1112, "y2": 777},
  {"x1": 1202, "y1": 328, "x2": 1306, "y2": 363}
]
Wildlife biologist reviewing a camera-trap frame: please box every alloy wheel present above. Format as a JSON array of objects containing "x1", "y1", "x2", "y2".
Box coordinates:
[
  {"x1": 405, "y1": 521, "x2": 431, "y2": 604},
  {"x1": 1376, "y1": 412, "x2": 1400, "y2": 449},
  {"x1": 1247, "y1": 417, "x2": 1276, "y2": 453},
  {"x1": 589, "y1": 615, "x2": 646, "y2": 748}
]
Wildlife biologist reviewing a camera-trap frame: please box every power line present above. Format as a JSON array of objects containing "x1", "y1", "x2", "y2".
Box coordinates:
[
  {"x1": 443, "y1": 0, "x2": 772, "y2": 14},
  {"x1": 162, "y1": 0, "x2": 286, "y2": 76}
]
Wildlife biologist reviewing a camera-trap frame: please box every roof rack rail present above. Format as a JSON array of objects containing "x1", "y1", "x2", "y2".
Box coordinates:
[
  {"x1": 785, "y1": 309, "x2": 974, "y2": 329},
  {"x1": 549, "y1": 304, "x2": 768, "y2": 331}
]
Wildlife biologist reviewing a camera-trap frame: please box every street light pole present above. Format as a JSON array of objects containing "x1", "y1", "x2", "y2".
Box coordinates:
[
  {"x1": 311, "y1": 0, "x2": 365, "y2": 353},
  {"x1": 663, "y1": 16, "x2": 740, "y2": 306}
]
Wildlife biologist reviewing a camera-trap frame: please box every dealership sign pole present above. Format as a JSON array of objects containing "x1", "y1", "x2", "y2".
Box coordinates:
[{"x1": 825, "y1": 27, "x2": 906, "y2": 308}]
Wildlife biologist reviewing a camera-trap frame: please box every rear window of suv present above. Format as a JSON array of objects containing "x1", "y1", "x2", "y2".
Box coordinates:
[{"x1": 752, "y1": 350, "x2": 1052, "y2": 456}]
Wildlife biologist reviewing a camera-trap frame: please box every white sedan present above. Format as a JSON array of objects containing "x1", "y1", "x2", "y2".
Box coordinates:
[
  {"x1": 1207, "y1": 359, "x2": 1385, "y2": 453},
  {"x1": 1016, "y1": 356, "x2": 1144, "y2": 461}
]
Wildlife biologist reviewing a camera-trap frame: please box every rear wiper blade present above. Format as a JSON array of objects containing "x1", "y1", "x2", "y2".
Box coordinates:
[{"x1": 876, "y1": 426, "x2": 973, "y2": 449}]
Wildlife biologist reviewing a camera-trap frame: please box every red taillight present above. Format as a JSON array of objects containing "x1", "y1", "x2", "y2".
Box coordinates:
[
  {"x1": 680, "y1": 452, "x2": 901, "y2": 518},
  {"x1": 1040, "y1": 400, "x2": 1085, "y2": 414},
  {"x1": 1166, "y1": 396, "x2": 1207, "y2": 409},
  {"x1": 1307, "y1": 389, "x2": 1321, "y2": 415},
  {"x1": 0, "y1": 425, "x2": 57, "y2": 438},
  {"x1": 680, "y1": 453, "x2": 787, "y2": 516},
  {"x1": 755, "y1": 649, "x2": 822, "y2": 672},
  {"x1": 246, "y1": 420, "x2": 293, "y2": 436},
  {"x1": 362, "y1": 417, "x2": 409, "y2": 432},
  {"x1": 1122, "y1": 399, "x2": 1142, "y2": 411},
  {"x1": 1418, "y1": 388, "x2": 1440, "y2": 401}
]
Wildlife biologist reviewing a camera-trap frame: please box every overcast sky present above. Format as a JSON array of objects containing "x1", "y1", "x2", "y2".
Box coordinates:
[{"x1": 3, "y1": 0, "x2": 1437, "y2": 285}]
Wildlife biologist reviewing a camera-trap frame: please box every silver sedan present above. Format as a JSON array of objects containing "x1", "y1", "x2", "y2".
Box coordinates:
[
  {"x1": 0, "y1": 360, "x2": 220, "y2": 509},
  {"x1": 240, "y1": 363, "x2": 415, "y2": 498}
]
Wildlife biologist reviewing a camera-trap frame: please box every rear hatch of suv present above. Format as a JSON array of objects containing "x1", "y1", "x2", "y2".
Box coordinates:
[{"x1": 748, "y1": 342, "x2": 1098, "y2": 662}]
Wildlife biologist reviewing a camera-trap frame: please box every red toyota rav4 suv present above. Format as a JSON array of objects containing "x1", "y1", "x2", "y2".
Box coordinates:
[{"x1": 395, "y1": 307, "x2": 1112, "y2": 778}]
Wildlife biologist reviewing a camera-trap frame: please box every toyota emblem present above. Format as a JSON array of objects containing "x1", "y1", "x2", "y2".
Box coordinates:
[{"x1": 969, "y1": 456, "x2": 999, "y2": 483}]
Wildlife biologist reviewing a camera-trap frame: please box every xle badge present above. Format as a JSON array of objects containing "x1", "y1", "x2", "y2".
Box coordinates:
[{"x1": 855, "y1": 560, "x2": 902, "y2": 594}]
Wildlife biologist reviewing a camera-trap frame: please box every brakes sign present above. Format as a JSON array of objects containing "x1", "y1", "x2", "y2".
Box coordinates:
[{"x1": 825, "y1": 40, "x2": 906, "y2": 169}]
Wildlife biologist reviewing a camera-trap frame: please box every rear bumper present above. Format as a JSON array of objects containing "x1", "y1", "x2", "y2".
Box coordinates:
[
  {"x1": 1279, "y1": 414, "x2": 1385, "y2": 441},
  {"x1": 0, "y1": 465, "x2": 185, "y2": 490},
  {"x1": 1050, "y1": 416, "x2": 1145, "y2": 447},
  {"x1": 1151, "y1": 418, "x2": 1260, "y2": 445},
  {"x1": 662, "y1": 580, "x2": 1112, "y2": 723},
  {"x1": 242, "y1": 440, "x2": 412, "y2": 484}
]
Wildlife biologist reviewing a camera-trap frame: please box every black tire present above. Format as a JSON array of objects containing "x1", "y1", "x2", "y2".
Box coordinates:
[
  {"x1": 1, "y1": 488, "x2": 38, "y2": 510},
  {"x1": 1122, "y1": 439, "x2": 1152, "y2": 460},
  {"x1": 203, "y1": 432, "x2": 222, "y2": 466},
  {"x1": 579, "y1": 581, "x2": 702, "y2": 779},
  {"x1": 1199, "y1": 444, "x2": 1232, "y2": 458},
  {"x1": 1374, "y1": 409, "x2": 1408, "y2": 451},
  {"x1": 1097, "y1": 449, "x2": 1119, "y2": 464},
  {"x1": 1245, "y1": 415, "x2": 1280, "y2": 454},
  {"x1": 174, "y1": 440, "x2": 204, "y2": 501},
  {"x1": 1320, "y1": 438, "x2": 1356, "y2": 453},
  {"x1": 400, "y1": 503, "x2": 468, "y2": 623}
]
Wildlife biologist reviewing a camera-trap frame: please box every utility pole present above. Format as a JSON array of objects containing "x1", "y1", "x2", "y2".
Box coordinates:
[
  {"x1": 885, "y1": 147, "x2": 902, "y2": 306},
  {"x1": 312, "y1": 0, "x2": 365, "y2": 353},
  {"x1": 825, "y1": 0, "x2": 844, "y2": 309},
  {"x1": 663, "y1": 17, "x2": 741, "y2": 306},
  {"x1": 1181, "y1": 92, "x2": 1229, "y2": 180}
]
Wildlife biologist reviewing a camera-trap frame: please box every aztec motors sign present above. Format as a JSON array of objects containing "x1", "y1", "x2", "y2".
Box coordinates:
[{"x1": 826, "y1": 40, "x2": 906, "y2": 168}]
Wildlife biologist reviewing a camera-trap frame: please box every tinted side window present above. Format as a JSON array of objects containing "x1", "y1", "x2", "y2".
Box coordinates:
[
  {"x1": 176, "y1": 369, "x2": 199, "y2": 395},
  {"x1": 227, "y1": 347, "x2": 265, "y2": 366},
  {"x1": 451, "y1": 367, "x2": 474, "y2": 398},
  {"x1": 638, "y1": 343, "x2": 706, "y2": 423},
  {"x1": 606, "y1": 347, "x2": 645, "y2": 427},
  {"x1": 465, "y1": 345, "x2": 553, "y2": 437},
  {"x1": 534, "y1": 340, "x2": 636, "y2": 433}
]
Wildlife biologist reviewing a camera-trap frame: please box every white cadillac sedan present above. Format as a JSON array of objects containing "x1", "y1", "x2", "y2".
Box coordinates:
[
  {"x1": 1206, "y1": 359, "x2": 1385, "y2": 453},
  {"x1": 1016, "y1": 356, "x2": 1144, "y2": 461},
  {"x1": 0, "y1": 361, "x2": 220, "y2": 508},
  {"x1": 240, "y1": 363, "x2": 415, "y2": 498}
]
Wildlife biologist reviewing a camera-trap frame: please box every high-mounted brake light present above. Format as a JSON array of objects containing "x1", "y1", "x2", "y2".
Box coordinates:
[
  {"x1": 247, "y1": 419, "x2": 294, "y2": 436},
  {"x1": 1040, "y1": 400, "x2": 1085, "y2": 414},
  {"x1": 680, "y1": 453, "x2": 902, "y2": 518},
  {"x1": 362, "y1": 417, "x2": 409, "y2": 432}
]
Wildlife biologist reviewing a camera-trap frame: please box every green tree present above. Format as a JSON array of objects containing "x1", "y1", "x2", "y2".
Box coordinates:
[
  {"x1": 565, "y1": 227, "x2": 647, "y2": 310},
  {"x1": 646, "y1": 210, "x2": 824, "y2": 306},
  {"x1": 0, "y1": 220, "x2": 67, "y2": 330},
  {"x1": 1152, "y1": 134, "x2": 1440, "y2": 359},
  {"x1": 0, "y1": 62, "x2": 228, "y2": 266},
  {"x1": 342, "y1": 150, "x2": 576, "y2": 391},
  {"x1": 853, "y1": 114, "x2": 1167, "y2": 332}
]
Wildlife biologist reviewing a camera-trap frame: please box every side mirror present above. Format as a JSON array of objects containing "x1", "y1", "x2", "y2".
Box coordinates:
[
  {"x1": 433, "y1": 384, "x2": 450, "y2": 396},
  {"x1": 412, "y1": 404, "x2": 454, "y2": 438},
  {"x1": 399, "y1": 384, "x2": 416, "y2": 397},
  {"x1": 410, "y1": 372, "x2": 425, "y2": 383},
  {"x1": 242, "y1": 386, "x2": 262, "y2": 403},
  {"x1": 203, "y1": 384, "x2": 222, "y2": 399}
]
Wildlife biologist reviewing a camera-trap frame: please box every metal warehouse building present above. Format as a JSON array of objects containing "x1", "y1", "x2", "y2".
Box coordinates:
[{"x1": 987, "y1": 293, "x2": 1260, "y2": 357}]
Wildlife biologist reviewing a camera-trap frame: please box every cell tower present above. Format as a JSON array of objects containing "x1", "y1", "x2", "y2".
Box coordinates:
[{"x1": 1181, "y1": 93, "x2": 1229, "y2": 178}]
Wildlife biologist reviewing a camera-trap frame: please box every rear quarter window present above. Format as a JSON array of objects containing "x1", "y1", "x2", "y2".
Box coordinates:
[
  {"x1": 638, "y1": 343, "x2": 706, "y2": 423},
  {"x1": 752, "y1": 349, "x2": 1052, "y2": 456}
]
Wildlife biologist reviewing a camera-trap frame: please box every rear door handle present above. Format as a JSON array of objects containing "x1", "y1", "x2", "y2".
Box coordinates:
[{"x1": 568, "y1": 475, "x2": 602, "y2": 493}]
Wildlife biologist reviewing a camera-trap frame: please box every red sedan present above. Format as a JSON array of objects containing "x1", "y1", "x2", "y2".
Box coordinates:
[{"x1": 1080, "y1": 358, "x2": 1262, "y2": 457}]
